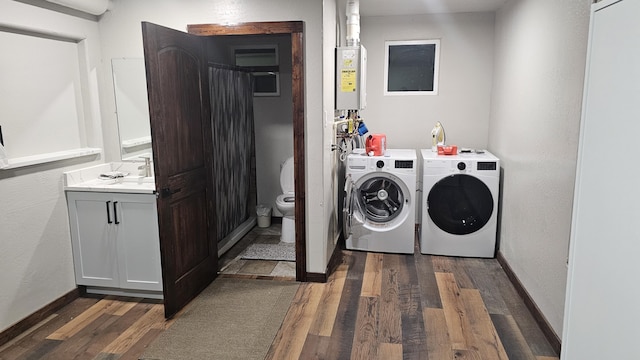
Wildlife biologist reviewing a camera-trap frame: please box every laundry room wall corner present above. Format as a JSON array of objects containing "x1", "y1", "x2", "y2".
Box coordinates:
[{"x1": 487, "y1": 0, "x2": 591, "y2": 336}]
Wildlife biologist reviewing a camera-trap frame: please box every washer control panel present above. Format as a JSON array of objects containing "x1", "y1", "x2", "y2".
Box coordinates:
[
  {"x1": 477, "y1": 161, "x2": 497, "y2": 171},
  {"x1": 395, "y1": 160, "x2": 414, "y2": 169},
  {"x1": 347, "y1": 149, "x2": 417, "y2": 174}
]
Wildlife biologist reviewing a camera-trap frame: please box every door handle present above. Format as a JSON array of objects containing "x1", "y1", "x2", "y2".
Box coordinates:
[
  {"x1": 113, "y1": 201, "x2": 119, "y2": 224},
  {"x1": 106, "y1": 201, "x2": 112, "y2": 224},
  {"x1": 161, "y1": 187, "x2": 182, "y2": 198}
]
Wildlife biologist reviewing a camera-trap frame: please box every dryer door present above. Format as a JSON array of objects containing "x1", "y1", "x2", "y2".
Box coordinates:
[{"x1": 427, "y1": 174, "x2": 493, "y2": 235}]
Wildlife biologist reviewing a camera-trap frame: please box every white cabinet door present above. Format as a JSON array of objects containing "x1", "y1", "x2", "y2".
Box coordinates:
[
  {"x1": 66, "y1": 191, "x2": 163, "y2": 293},
  {"x1": 67, "y1": 192, "x2": 119, "y2": 287},
  {"x1": 114, "y1": 194, "x2": 163, "y2": 291}
]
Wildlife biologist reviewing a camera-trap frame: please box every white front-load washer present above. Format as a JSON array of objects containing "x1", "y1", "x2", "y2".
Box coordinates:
[
  {"x1": 420, "y1": 149, "x2": 500, "y2": 257},
  {"x1": 344, "y1": 149, "x2": 417, "y2": 254}
]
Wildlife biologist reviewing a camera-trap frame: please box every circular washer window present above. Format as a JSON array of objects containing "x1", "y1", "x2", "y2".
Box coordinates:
[
  {"x1": 357, "y1": 176, "x2": 405, "y2": 223},
  {"x1": 427, "y1": 174, "x2": 494, "y2": 235}
]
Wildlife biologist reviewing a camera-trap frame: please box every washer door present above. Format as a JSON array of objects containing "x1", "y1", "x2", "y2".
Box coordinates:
[
  {"x1": 427, "y1": 174, "x2": 493, "y2": 235},
  {"x1": 356, "y1": 175, "x2": 405, "y2": 223},
  {"x1": 343, "y1": 174, "x2": 355, "y2": 239}
]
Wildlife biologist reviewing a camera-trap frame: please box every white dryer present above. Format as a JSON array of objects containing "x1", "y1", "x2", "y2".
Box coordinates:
[
  {"x1": 420, "y1": 149, "x2": 500, "y2": 257},
  {"x1": 344, "y1": 149, "x2": 417, "y2": 254}
]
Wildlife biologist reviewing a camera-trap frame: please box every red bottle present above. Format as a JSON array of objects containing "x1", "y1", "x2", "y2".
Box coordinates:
[{"x1": 365, "y1": 134, "x2": 386, "y2": 156}]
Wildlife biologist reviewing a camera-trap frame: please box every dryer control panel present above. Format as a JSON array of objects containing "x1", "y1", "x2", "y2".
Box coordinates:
[{"x1": 421, "y1": 149, "x2": 499, "y2": 177}]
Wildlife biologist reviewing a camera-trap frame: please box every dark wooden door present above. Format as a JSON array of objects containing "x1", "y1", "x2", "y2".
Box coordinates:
[{"x1": 142, "y1": 22, "x2": 217, "y2": 318}]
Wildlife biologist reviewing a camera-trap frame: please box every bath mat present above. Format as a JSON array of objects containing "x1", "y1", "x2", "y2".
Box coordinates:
[{"x1": 240, "y1": 242, "x2": 295, "y2": 262}]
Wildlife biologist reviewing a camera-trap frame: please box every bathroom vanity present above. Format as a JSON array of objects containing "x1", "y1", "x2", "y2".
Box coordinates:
[{"x1": 64, "y1": 163, "x2": 162, "y2": 299}]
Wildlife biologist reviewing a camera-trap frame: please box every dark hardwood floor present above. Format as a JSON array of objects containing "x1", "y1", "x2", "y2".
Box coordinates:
[
  {"x1": 0, "y1": 239, "x2": 560, "y2": 360},
  {"x1": 266, "y1": 245, "x2": 559, "y2": 360},
  {"x1": 0, "y1": 296, "x2": 168, "y2": 360}
]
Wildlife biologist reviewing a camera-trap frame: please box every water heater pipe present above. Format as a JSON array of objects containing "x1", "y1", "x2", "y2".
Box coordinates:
[
  {"x1": 346, "y1": 0, "x2": 360, "y2": 47},
  {"x1": 44, "y1": 0, "x2": 110, "y2": 15}
]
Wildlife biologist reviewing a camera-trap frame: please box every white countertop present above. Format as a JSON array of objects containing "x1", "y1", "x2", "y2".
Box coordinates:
[{"x1": 64, "y1": 163, "x2": 156, "y2": 194}]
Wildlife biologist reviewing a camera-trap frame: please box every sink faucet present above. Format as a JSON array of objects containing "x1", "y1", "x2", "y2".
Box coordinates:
[{"x1": 138, "y1": 156, "x2": 152, "y2": 177}]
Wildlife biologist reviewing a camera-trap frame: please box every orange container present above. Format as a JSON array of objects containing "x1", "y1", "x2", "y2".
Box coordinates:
[
  {"x1": 366, "y1": 134, "x2": 386, "y2": 156},
  {"x1": 437, "y1": 145, "x2": 458, "y2": 155}
]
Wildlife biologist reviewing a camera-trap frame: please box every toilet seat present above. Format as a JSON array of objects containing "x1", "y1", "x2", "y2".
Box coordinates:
[{"x1": 275, "y1": 193, "x2": 295, "y2": 215}]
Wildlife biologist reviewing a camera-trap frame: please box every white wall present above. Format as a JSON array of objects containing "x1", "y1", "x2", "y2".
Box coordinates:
[
  {"x1": 0, "y1": 0, "x2": 104, "y2": 333},
  {"x1": 488, "y1": 0, "x2": 591, "y2": 335},
  {"x1": 206, "y1": 35, "x2": 294, "y2": 217},
  {"x1": 223, "y1": 36, "x2": 294, "y2": 217},
  {"x1": 247, "y1": 37, "x2": 294, "y2": 217},
  {"x1": 360, "y1": 12, "x2": 496, "y2": 151},
  {"x1": 98, "y1": 0, "x2": 327, "y2": 272},
  {"x1": 323, "y1": 0, "x2": 339, "y2": 267}
]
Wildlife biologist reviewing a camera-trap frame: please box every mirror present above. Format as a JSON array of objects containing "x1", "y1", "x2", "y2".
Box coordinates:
[{"x1": 111, "y1": 58, "x2": 152, "y2": 160}]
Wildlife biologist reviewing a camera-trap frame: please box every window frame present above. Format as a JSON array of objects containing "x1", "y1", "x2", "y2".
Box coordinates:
[
  {"x1": 233, "y1": 44, "x2": 280, "y2": 97},
  {"x1": 383, "y1": 39, "x2": 441, "y2": 96}
]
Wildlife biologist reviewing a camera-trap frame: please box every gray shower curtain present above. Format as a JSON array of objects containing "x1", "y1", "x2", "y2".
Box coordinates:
[{"x1": 209, "y1": 65, "x2": 255, "y2": 241}]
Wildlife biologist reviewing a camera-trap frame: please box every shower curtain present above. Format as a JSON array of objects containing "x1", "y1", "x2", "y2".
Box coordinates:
[{"x1": 209, "y1": 65, "x2": 255, "y2": 241}]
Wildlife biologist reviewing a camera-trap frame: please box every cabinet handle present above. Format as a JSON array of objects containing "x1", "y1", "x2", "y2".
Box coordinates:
[
  {"x1": 113, "y1": 201, "x2": 119, "y2": 224},
  {"x1": 106, "y1": 201, "x2": 112, "y2": 224}
]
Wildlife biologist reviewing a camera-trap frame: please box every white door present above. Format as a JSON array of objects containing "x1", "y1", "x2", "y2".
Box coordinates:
[
  {"x1": 562, "y1": 0, "x2": 640, "y2": 358},
  {"x1": 114, "y1": 194, "x2": 163, "y2": 291},
  {"x1": 67, "y1": 192, "x2": 119, "y2": 287}
]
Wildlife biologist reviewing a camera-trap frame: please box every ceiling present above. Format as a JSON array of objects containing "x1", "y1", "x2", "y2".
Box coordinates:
[{"x1": 359, "y1": 0, "x2": 509, "y2": 17}]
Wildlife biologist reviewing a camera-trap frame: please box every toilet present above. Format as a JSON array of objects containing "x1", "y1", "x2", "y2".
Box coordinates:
[{"x1": 275, "y1": 156, "x2": 295, "y2": 243}]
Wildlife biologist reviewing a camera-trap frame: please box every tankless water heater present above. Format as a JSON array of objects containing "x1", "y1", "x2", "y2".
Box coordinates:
[{"x1": 336, "y1": 45, "x2": 367, "y2": 110}]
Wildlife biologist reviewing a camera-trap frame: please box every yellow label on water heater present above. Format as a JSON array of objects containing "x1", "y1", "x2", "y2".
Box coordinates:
[{"x1": 341, "y1": 69, "x2": 357, "y2": 92}]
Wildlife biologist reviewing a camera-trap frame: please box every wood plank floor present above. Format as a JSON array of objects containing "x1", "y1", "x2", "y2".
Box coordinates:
[
  {"x1": 0, "y1": 244, "x2": 560, "y2": 360},
  {"x1": 267, "y1": 247, "x2": 560, "y2": 360},
  {"x1": 0, "y1": 297, "x2": 169, "y2": 360}
]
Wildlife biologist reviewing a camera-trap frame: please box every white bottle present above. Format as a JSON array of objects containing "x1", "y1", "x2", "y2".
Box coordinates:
[{"x1": 431, "y1": 122, "x2": 445, "y2": 152}]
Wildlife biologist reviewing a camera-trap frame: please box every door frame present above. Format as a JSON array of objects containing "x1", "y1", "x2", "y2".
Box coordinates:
[{"x1": 187, "y1": 21, "x2": 307, "y2": 281}]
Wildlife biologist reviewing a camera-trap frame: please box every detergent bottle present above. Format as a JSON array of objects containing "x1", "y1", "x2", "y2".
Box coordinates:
[{"x1": 365, "y1": 134, "x2": 386, "y2": 156}]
